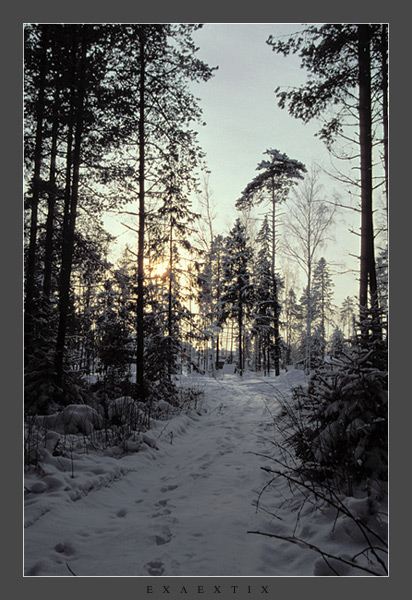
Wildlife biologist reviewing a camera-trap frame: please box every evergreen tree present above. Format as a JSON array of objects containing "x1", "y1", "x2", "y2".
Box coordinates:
[
  {"x1": 24, "y1": 24, "x2": 215, "y2": 409},
  {"x1": 252, "y1": 216, "x2": 276, "y2": 375},
  {"x1": 282, "y1": 288, "x2": 303, "y2": 366},
  {"x1": 311, "y1": 257, "x2": 335, "y2": 359},
  {"x1": 340, "y1": 296, "x2": 356, "y2": 339},
  {"x1": 95, "y1": 276, "x2": 134, "y2": 395},
  {"x1": 329, "y1": 327, "x2": 345, "y2": 358},
  {"x1": 376, "y1": 245, "x2": 388, "y2": 316},
  {"x1": 267, "y1": 24, "x2": 388, "y2": 337},
  {"x1": 107, "y1": 25, "x2": 215, "y2": 399},
  {"x1": 24, "y1": 24, "x2": 137, "y2": 405},
  {"x1": 236, "y1": 149, "x2": 306, "y2": 375},
  {"x1": 196, "y1": 235, "x2": 225, "y2": 375},
  {"x1": 220, "y1": 219, "x2": 254, "y2": 376},
  {"x1": 24, "y1": 24, "x2": 48, "y2": 348},
  {"x1": 147, "y1": 146, "x2": 201, "y2": 382}
]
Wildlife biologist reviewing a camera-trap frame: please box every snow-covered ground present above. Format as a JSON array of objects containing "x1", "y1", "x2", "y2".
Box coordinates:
[{"x1": 24, "y1": 368, "x2": 387, "y2": 577}]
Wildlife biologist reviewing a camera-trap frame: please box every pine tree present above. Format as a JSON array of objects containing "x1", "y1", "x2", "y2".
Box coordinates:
[
  {"x1": 24, "y1": 24, "x2": 48, "y2": 349},
  {"x1": 267, "y1": 24, "x2": 388, "y2": 337},
  {"x1": 220, "y1": 219, "x2": 254, "y2": 376},
  {"x1": 109, "y1": 25, "x2": 215, "y2": 399},
  {"x1": 311, "y1": 257, "x2": 335, "y2": 359},
  {"x1": 376, "y1": 245, "x2": 388, "y2": 316},
  {"x1": 24, "y1": 24, "x2": 138, "y2": 406},
  {"x1": 282, "y1": 288, "x2": 303, "y2": 366},
  {"x1": 197, "y1": 235, "x2": 225, "y2": 375},
  {"x1": 340, "y1": 296, "x2": 356, "y2": 339},
  {"x1": 24, "y1": 24, "x2": 215, "y2": 410},
  {"x1": 236, "y1": 149, "x2": 306, "y2": 375},
  {"x1": 329, "y1": 327, "x2": 345, "y2": 358},
  {"x1": 252, "y1": 216, "x2": 276, "y2": 375},
  {"x1": 95, "y1": 276, "x2": 134, "y2": 395}
]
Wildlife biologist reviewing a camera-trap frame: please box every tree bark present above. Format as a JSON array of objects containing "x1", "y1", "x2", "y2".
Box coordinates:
[
  {"x1": 167, "y1": 219, "x2": 174, "y2": 379},
  {"x1": 380, "y1": 25, "x2": 389, "y2": 225},
  {"x1": 25, "y1": 24, "x2": 48, "y2": 349},
  {"x1": 238, "y1": 302, "x2": 243, "y2": 376},
  {"x1": 136, "y1": 29, "x2": 146, "y2": 398},
  {"x1": 270, "y1": 179, "x2": 281, "y2": 376},
  {"x1": 305, "y1": 264, "x2": 312, "y2": 374},
  {"x1": 358, "y1": 25, "x2": 379, "y2": 334},
  {"x1": 43, "y1": 86, "x2": 60, "y2": 299},
  {"x1": 55, "y1": 25, "x2": 88, "y2": 389}
]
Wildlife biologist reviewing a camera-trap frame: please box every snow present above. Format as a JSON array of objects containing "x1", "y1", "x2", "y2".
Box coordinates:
[
  {"x1": 35, "y1": 404, "x2": 103, "y2": 435},
  {"x1": 24, "y1": 368, "x2": 387, "y2": 577}
]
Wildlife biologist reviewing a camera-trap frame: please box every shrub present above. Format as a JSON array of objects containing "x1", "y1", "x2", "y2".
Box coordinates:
[{"x1": 290, "y1": 347, "x2": 388, "y2": 494}]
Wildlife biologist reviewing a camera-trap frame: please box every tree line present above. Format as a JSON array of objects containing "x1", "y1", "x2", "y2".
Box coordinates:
[
  {"x1": 24, "y1": 23, "x2": 388, "y2": 415},
  {"x1": 24, "y1": 24, "x2": 215, "y2": 410}
]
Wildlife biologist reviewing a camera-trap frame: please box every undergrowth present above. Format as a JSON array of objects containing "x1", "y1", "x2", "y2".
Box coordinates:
[{"x1": 251, "y1": 345, "x2": 388, "y2": 576}]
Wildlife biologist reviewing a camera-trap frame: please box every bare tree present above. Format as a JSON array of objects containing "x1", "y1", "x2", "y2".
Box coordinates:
[
  {"x1": 282, "y1": 166, "x2": 335, "y2": 372},
  {"x1": 268, "y1": 24, "x2": 387, "y2": 339}
]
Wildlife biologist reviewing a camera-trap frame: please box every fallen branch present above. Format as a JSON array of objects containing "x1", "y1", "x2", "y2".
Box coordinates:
[
  {"x1": 66, "y1": 562, "x2": 77, "y2": 576},
  {"x1": 247, "y1": 530, "x2": 386, "y2": 576}
]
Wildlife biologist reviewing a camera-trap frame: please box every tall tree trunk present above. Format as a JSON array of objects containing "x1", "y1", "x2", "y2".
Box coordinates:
[
  {"x1": 305, "y1": 264, "x2": 312, "y2": 374},
  {"x1": 167, "y1": 219, "x2": 174, "y2": 379},
  {"x1": 55, "y1": 25, "x2": 88, "y2": 389},
  {"x1": 272, "y1": 276, "x2": 281, "y2": 376},
  {"x1": 136, "y1": 30, "x2": 146, "y2": 398},
  {"x1": 238, "y1": 302, "x2": 243, "y2": 376},
  {"x1": 271, "y1": 180, "x2": 281, "y2": 376},
  {"x1": 380, "y1": 25, "x2": 389, "y2": 224},
  {"x1": 25, "y1": 24, "x2": 48, "y2": 350},
  {"x1": 43, "y1": 86, "x2": 60, "y2": 299},
  {"x1": 358, "y1": 25, "x2": 380, "y2": 336},
  {"x1": 320, "y1": 273, "x2": 326, "y2": 360}
]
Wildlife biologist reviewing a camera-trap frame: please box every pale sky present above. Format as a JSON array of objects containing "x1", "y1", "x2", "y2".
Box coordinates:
[
  {"x1": 106, "y1": 23, "x2": 367, "y2": 309},
  {"x1": 189, "y1": 23, "x2": 362, "y2": 307},
  {"x1": 190, "y1": 23, "x2": 331, "y2": 228}
]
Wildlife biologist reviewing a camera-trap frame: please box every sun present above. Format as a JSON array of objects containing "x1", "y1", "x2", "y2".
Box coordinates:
[{"x1": 147, "y1": 259, "x2": 169, "y2": 279}]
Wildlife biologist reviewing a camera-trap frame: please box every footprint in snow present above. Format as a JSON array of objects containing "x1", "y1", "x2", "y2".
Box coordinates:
[
  {"x1": 155, "y1": 526, "x2": 173, "y2": 546},
  {"x1": 155, "y1": 498, "x2": 169, "y2": 507},
  {"x1": 160, "y1": 483, "x2": 178, "y2": 493},
  {"x1": 54, "y1": 541, "x2": 76, "y2": 556},
  {"x1": 151, "y1": 507, "x2": 171, "y2": 518},
  {"x1": 190, "y1": 472, "x2": 208, "y2": 480},
  {"x1": 145, "y1": 560, "x2": 165, "y2": 576}
]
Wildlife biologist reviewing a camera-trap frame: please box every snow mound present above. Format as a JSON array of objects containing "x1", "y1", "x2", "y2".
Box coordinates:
[{"x1": 36, "y1": 404, "x2": 103, "y2": 435}]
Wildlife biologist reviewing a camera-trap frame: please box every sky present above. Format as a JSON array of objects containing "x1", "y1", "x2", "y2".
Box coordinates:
[
  {"x1": 188, "y1": 24, "x2": 363, "y2": 305},
  {"x1": 105, "y1": 23, "x2": 367, "y2": 308},
  {"x1": 189, "y1": 23, "x2": 331, "y2": 227}
]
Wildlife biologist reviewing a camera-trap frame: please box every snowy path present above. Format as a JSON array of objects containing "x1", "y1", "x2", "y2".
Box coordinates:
[{"x1": 24, "y1": 371, "x2": 313, "y2": 577}]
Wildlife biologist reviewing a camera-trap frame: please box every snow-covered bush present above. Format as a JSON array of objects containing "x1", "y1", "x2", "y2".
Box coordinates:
[
  {"x1": 143, "y1": 332, "x2": 181, "y2": 406},
  {"x1": 252, "y1": 341, "x2": 388, "y2": 575},
  {"x1": 25, "y1": 349, "x2": 87, "y2": 414},
  {"x1": 290, "y1": 347, "x2": 387, "y2": 494},
  {"x1": 107, "y1": 396, "x2": 146, "y2": 425},
  {"x1": 177, "y1": 377, "x2": 205, "y2": 413},
  {"x1": 35, "y1": 404, "x2": 104, "y2": 435}
]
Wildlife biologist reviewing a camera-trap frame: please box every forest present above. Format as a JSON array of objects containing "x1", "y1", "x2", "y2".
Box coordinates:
[{"x1": 24, "y1": 24, "x2": 388, "y2": 577}]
